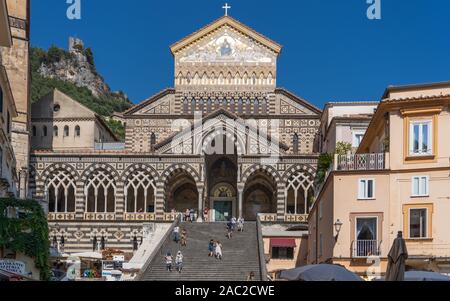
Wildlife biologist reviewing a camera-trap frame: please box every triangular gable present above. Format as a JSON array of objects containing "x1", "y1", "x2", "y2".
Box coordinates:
[
  {"x1": 122, "y1": 88, "x2": 175, "y2": 116},
  {"x1": 170, "y1": 16, "x2": 282, "y2": 56},
  {"x1": 155, "y1": 109, "x2": 288, "y2": 155},
  {"x1": 275, "y1": 88, "x2": 322, "y2": 116},
  {"x1": 31, "y1": 89, "x2": 96, "y2": 119}
]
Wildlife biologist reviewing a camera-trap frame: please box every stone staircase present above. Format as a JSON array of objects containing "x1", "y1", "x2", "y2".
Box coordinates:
[{"x1": 140, "y1": 222, "x2": 262, "y2": 281}]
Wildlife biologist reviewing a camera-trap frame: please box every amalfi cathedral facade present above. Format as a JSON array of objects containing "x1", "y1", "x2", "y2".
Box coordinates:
[{"x1": 29, "y1": 16, "x2": 321, "y2": 253}]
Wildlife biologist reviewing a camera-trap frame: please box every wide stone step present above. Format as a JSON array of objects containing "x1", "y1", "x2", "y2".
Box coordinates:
[{"x1": 141, "y1": 222, "x2": 262, "y2": 281}]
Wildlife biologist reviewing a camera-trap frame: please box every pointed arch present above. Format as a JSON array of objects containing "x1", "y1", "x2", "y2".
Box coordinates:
[
  {"x1": 121, "y1": 164, "x2": 159, "y2": 213},
  {"x1": 161, "y1": 163, "x2": 200, "y2": 186},
  {"x1": 242, "y1": 164, "x2": 281, "y2": 185},
  {"x1": 193, "y1": 72, "x2": 200, "y2": 85},
  {"x1": 259, "y1": 72, "x2": 265, "y2": 85},
  {"x1": 243, "y1": 72, "x2": 249, "y2": 85},
  {"x1": 84, "y1": 167, "x2": 117, "y2": 213}
]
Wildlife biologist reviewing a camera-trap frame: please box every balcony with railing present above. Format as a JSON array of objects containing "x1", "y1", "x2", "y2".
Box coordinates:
[
  {"x1": 351, "y1": 240, "x2": 382, "y2": 258},
  {"x1": 335, "y1": 153, "x2": 387, "y2": 171}
]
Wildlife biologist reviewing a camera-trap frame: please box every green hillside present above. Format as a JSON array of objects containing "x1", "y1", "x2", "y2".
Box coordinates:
[{"x1": 30, "y1": 46, "x2": 131, "y2": 139}]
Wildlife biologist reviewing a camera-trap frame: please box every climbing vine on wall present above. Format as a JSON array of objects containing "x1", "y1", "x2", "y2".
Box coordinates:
[{"x1": 0, "y1": 198, "x2": 51, "y2": 281}]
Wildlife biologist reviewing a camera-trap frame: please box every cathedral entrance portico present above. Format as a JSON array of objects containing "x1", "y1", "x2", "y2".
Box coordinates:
[{"x1": 209, "y1": 183, "x2": 236, "y2": 222}]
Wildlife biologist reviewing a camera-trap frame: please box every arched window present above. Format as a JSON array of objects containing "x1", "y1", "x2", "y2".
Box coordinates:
[
  {"x1": 75, "y1": 125, "x2": 81, "y2": 137},
  {"x1": 207, "y1": 98, "x2": 212, "y2": 113},
  {"x1": 183, "y1": 98, "x2": 189, "y2": 114},
  {"x1": 230, "y1": 99, "x2": 235, "y2": 113},
  {"x1": 238, "y1": 99, "x2": 243, "y2": 115},
  {"x1": 286, "y1": 172, "x2": 315, "y2": 214},
  {"x1": 46, "y1": 169, "x2": 76, "y2": 213},
  {"x1": 150, "y1": 132, "x2": 156, "y2": 151},
  {"x1": 245, "y1": 99, "x2": 251, "y2": 115},
  {"x1": 191, "y1": 99, "x2": 196, "y2": 113},
  {"x1": 254, "y1": 99, "x2": 260, "y2": 115},
  {"x1": 86, "y1": 169, "x2": 116, "y2": 213},
  {"x1": 32, "y1": 126, "x2": 37, "y2": 137},
  {"x1": 43, "y1": 126, "x2": 48, "y2": 137},
  {"x1": 199, "y1": 99, "x2": 204, "y2": 113},
  {"x1": 293, "y1": 133, "x2": 299, "y2": 154},
  {"x1": 53, "y1": 126, "x2": 59, "y2": 137},
  {"x1": 261, "y1": 100, "x2": 268, "y2": 115},
  {"x1": 125, "y1": 170, "x2": 156, "y2": 213},
  {"x1": 64, "y1": 126, "x2": 69, "y2": 137}
]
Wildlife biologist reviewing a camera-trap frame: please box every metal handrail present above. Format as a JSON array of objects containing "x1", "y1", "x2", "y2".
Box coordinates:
[{"x1": 134, "y1": 214, "x2": 181, "y2": 281}]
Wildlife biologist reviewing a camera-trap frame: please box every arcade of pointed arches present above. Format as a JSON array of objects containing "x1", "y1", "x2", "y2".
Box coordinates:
[{"x1": 38, "y1": 162, "x2": 315, "y2": 220}]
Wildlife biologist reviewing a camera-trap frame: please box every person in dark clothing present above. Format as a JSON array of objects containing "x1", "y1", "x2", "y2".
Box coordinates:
[{"x1": 208, "y1": 240, "x2": 215, "y2": 257}]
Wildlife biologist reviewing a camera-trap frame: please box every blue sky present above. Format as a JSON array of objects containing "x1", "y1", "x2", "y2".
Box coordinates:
[{"x1": 31, "y1": 0, "x2": 450, "y2": 108}]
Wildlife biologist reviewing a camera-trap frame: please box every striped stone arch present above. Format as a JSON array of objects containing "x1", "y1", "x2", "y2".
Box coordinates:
[
  {"x1": 80, "y1": 163, "x2": 120, "y2": 183},
  {"x1": 241, "y1": 164, "x2": 281, "y2": 186},
  {"x1": 160, "y1": 163, "x2": 201, "y2": 185},
  {"x1": 120, "y1": 164, "x2": 160, "y2": 182},
  {"x1": 39, "y1": 163, "x2": 80, "y2": 183},
  {"x1": 196, "y1": 126, "x2": 246, "y2": 156},
  {"x1": 282, "y1": 164, "x2": 317, "y2": 183}
]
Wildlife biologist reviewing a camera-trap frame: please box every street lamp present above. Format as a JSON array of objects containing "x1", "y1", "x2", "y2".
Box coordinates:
[{"x1": 334, "y1": 219, "x2": 343, "y2": 242}]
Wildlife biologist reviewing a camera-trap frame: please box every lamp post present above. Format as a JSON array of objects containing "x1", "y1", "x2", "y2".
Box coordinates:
[{"x1": 334, "y1": 219, "x2": 343, "y2": 242}]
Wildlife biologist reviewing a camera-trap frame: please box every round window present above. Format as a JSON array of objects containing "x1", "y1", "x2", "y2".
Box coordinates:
[{"x1": 53, "y1": 104, "x2": 61, "y2": 112}]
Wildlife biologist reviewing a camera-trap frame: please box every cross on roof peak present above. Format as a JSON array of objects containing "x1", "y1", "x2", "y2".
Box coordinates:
[{"x1": 222, "y1": 3, "x2": 231, "y2": 16}]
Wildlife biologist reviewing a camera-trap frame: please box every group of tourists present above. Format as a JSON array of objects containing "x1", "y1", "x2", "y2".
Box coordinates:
[
  {"x1": 172, "y1": 226, "x2": 187, "y2": 246},
  {"x1": 164, "y1": 216, "x2": 246, "y2": 272},
  {"x1": 208, "y1": 239, "x2": 223, "y2": 260},
  {"x1": 165, "y1": 251, "x2": 184, "y2": 273},
  {"x1": 226, "y1": 217, "x2": 245, "y2": 239},
  {"x1": 183, "y1": 208, "x2": 197, "y2": 222}
]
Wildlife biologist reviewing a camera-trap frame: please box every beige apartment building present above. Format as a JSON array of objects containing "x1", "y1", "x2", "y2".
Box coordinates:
[
  {"x1": 319, "y1": 102, "x2": 378, "y2": 154},
  {"x1": 309, "y1": 81, "x2": 450, "y2": 277},
  {"x1": 0, "y1": 0, "x2": 30, "y2": 199},
  {"x1": 0, "y1": 0, "x2": 18, "y2": 197},
  {"x1": 31, "y1": 89, "x2": 119, "y2": 152}
]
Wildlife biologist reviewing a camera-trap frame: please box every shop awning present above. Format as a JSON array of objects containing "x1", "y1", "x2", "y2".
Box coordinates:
[{"x1": 270, "y1": 238, "x2": 296, "y2": 248}]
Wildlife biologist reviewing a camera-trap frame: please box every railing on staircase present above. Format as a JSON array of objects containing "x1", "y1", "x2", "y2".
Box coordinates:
[
  {"x1": 135, "y1": 214, "x2": 181, "y2": 281},
  {"x1": 256, "y1": 214, "x2": 268, "y2": 281}
]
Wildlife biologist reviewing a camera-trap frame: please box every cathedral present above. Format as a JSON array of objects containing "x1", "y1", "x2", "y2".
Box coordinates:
[{"x1": 30, "y1": 15, "x2": 321, "y2": 253}]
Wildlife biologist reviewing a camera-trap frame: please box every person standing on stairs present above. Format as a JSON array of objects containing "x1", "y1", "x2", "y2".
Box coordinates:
[
  {"x1": 175, "y1": 251, "x2": 184, "y2": 273},
  {"x1": 231, "y1": 217, "x2": 237, "y2": 231},
  {"x1": 215, "y1": 241, "x2": 223, "y2": 260},
  {"x1": 165, "y1": 252, "x2": 173, "y2": 272},
  {"x1": 208, "y1": 239, "x2": 215, "y2": 257},
  {"x1": 189, "y1": 208, "x2": 195, "y2": 223},
  {"x1": 238, "y1": 217, "x2": 245, "y2": 232},
  {"x1": 181, "y1": 228, "x2": 187, "y2": 247},
  {"x1": 226, "y1": 222, "x2": 233, "y2": 239},
  {"x1": 173, "y1": 226, "x2": 180, "y2": 243},
  {"x1": 203, "y1": 207, "x2": 209, "y2": 222}
]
